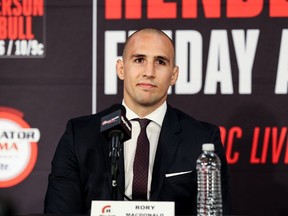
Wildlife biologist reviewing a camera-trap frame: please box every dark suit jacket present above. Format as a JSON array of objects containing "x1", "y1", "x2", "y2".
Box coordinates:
[{"x1": 44, "y1": 104, "x2": 230, "y2": 215}]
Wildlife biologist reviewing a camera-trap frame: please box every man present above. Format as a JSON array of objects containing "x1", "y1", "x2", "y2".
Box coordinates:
[{"x1": 44, "y1": 28, "x2": 230, "y2": 215}]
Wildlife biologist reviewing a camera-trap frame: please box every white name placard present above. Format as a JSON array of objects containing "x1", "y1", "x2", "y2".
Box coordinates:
[{"x1": 91, "y1": 200, "x2": 175, "y2": 216}]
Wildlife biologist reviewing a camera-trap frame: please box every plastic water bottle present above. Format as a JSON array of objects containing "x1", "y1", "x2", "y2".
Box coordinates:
[{"x1": 196, "y1": 143, "x2": 222, "y2": 216}]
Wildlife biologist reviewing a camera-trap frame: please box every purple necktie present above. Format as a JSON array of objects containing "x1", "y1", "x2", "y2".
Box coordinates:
[{"x1": 132, "y1": 118, "x2": 151, "y2": 200}]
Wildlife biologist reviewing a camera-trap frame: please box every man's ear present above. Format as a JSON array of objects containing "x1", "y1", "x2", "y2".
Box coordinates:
[
  {"x1": 116, "y1": 59, "x2": 124, "y2": 80},
  {"x1": 170, "y1": 66, "x2": 179, "y2": 86}
]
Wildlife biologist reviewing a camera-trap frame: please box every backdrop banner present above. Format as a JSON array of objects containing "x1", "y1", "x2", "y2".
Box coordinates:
[{"x1": 0, "y1": 1, "x2": 287, "y2": 215}]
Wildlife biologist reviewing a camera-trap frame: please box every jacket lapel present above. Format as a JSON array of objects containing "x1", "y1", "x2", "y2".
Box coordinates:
[{"x1": 150, "y1": 105, "x2": 182, "y2": 200}]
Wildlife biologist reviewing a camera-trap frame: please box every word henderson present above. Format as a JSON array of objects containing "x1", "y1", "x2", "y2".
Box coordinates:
[
  {"x1": 0, "y1": 0, "x2": 44, "y2": 16},
  {"x1": 105, "y1": 0, "x2": 288, "y2": 19}
]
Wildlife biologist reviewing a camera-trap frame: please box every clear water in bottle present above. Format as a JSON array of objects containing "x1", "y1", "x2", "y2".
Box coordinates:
[{"x1": 196, "y1": 143, "x2": 222, "y2": 216}]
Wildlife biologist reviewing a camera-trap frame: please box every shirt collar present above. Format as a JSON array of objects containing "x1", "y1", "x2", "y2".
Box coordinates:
[{"x1": 122, "y1": 101, "x2": 167, "y2": 127}]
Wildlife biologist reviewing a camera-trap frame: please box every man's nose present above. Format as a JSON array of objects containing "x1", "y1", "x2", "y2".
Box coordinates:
[{"x1": 144, "y1": 61, "x2": 155, "y2": 77}]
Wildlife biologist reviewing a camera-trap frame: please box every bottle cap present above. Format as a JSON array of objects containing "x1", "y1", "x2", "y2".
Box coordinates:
[{"x1": 202, "y1": 143, "x2": 215, "y2": 151}]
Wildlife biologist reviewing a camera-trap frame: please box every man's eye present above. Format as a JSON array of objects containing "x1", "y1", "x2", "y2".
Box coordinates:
[
  {"x1": 156, "y1": 59, "x2": 166, "y2": 65},
  {"x1": 134, "y1": 58, "x2": 144, "y2": 63}
]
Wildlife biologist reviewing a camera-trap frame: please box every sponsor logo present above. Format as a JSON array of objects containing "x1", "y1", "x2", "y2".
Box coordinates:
[
  {"x1": 0, "y1": 106, "x2": 40, "y2": 187},
  {"x1": 102, "y1": 116, "x2": 119, "y2": 126},
  {"x1": 101, "y1": 205, "x2": 111, "y2": 214}
]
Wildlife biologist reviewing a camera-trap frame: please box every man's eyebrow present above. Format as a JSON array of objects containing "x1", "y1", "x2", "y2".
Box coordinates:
[{"x1": 130, "y1": 54, "x2": 146, "y2": 59}]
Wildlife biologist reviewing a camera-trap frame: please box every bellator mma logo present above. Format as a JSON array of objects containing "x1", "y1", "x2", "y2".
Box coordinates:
[{"x1": 0, "y1": 106, "x2": 40, "y2": 187}]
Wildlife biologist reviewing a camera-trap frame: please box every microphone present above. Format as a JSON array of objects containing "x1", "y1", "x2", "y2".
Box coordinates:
[
  {"x1": 100, "y1": 104, "x2": 132, "y2": 200},
  {"x1": 100, "y1": 104, "x2": 132, "y2": 142}
]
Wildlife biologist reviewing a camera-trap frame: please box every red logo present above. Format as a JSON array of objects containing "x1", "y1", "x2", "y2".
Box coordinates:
[
  {"x1": 0, "y1": 106, "x2": 40, "y2": 187},
  {"x1": 102, "y1": 116, "x2": 119, "y2": 126},
  {"x1": 101, "y1": 205, "x2": 111, "y2": 213}
]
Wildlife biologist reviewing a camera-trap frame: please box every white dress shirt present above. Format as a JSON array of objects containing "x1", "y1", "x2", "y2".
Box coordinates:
[{"x1": 122, "y1": 101, "x2": 167, "y2": 200}]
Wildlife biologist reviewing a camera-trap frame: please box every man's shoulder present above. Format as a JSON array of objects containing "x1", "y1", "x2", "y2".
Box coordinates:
[
  {"x1": 168, "y1": 105, "x2": 218, "y2": 130},
  {"x1": 66, "y1": 105, "x2": 115, "y2": 127}
]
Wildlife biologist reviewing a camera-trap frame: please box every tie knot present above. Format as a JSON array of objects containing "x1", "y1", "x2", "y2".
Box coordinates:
[{"x1": 135, "y1": 118, "x2": 151, "y2": 129}]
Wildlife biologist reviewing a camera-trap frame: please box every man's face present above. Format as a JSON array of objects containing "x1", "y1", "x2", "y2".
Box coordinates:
[{"x1": 116, "y1": 31, "x2": 179, "y2": 114}]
